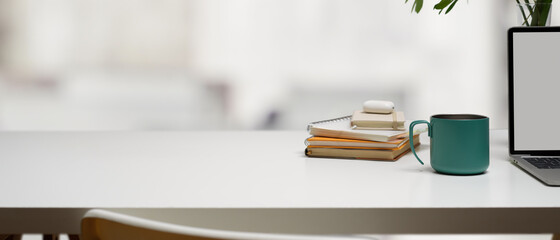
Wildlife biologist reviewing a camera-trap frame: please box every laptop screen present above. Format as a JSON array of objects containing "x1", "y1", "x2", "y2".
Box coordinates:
[{"x1": 509, "y1": 27, "x2": 560, "y2": 154}]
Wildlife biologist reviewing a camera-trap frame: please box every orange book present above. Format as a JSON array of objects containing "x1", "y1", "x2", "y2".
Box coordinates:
[
  {"x1": 306, "y1": 135, "x2": 416, "y2": 149},
  {"x1": 305, "y1": 135, "x2": 420, "y2": 161}
]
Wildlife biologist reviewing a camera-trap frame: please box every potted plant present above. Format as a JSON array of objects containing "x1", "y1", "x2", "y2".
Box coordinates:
[
  {"x1": 516, "y1": 0, "x2": 553, "y2": 26},
  {"x1": 406, "y1": 0, "x2": 553, "y2": 26}
]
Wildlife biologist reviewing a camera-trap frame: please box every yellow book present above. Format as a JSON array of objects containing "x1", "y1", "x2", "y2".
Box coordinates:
[
  {"x1": 306, "y1": 135, "x2": 416, "y2": 149},
  {"x1": 305, "y1": 135, "x2": 420, "y2": 161}
]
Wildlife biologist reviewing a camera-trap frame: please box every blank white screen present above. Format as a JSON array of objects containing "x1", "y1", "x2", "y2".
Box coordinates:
[{"x1": 514, "y1": 32, "x2": 560, "y2": 150}]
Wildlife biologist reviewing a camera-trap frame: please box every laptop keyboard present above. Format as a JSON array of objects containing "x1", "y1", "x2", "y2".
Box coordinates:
[{"x1": 524, "y1": 157, "x2": 560, "y2": 169}]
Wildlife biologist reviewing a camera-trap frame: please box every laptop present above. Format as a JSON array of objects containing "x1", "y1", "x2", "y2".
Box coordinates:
[{"x1": 509, "y1": 27, "x2": 560, "y2": 186}]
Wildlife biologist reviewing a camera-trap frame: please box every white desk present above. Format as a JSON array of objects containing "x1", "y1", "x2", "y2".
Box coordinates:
[{"x1": 0, "y1": 130, "x2": 559, "y2": 235}]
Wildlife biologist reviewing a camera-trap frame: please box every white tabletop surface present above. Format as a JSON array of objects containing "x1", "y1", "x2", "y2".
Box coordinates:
[{"x1": 1, "y1": 130, "x2": 560, "y2": 234}]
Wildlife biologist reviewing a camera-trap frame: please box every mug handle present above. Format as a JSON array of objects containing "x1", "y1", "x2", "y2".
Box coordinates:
[{"x1": 409, "y1": 120, "x2": 431, "y2": 165}]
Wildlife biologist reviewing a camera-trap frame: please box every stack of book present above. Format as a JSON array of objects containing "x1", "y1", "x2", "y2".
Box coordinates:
[{"x1": 304, "y1": 115, "x2": 423, "y2": 161}]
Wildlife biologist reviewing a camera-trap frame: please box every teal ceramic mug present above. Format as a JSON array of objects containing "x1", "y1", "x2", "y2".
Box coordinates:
[{"x1": 409, "y1": 114, "x2": 489, "y2": 175}]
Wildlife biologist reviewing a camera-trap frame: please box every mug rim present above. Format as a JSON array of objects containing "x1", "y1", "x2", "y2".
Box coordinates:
[{"x1": 432, "y1": 114, "x2": 488, "y2": 120}]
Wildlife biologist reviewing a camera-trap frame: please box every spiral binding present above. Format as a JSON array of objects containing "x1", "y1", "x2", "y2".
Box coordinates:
[{"x1": 306, "y1": 115, "x2": 352, "y2": 132}]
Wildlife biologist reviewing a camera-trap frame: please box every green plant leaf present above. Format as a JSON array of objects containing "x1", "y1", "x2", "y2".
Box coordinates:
[
  {"x1": 414, "y1": 0, "x2": 424, "y2": 13},
  {"x1": 406, "y1": 0, "x2": 424, "y2": 13},
  {"x1": 406, "y1": 0, "x2": 461, "y2": 15},
  {"x1": 516, "y1": 0, "x2": 530, "y2": 26},
  {"x1": 445, "y1": 0, "x2": 459, "y2": 14},
  {"x1": 434, "y1": 0, "x2": 453, "y2": 14}
]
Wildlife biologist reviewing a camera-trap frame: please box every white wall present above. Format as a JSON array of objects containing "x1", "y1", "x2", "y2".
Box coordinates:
[{"x1": 0, "y1": 0, "x2": 548, "y2": 130}]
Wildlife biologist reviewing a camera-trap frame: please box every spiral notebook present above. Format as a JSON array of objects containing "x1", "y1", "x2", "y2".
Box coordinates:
[{"x1": 307, "y1": 115, "x2": 426, "y2": 142}]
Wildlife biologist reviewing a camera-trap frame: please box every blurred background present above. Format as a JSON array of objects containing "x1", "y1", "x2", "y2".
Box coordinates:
[{"x1": 0, "y1": 0, "x2": 551, "y2": 130}]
